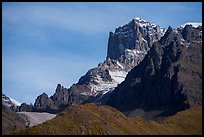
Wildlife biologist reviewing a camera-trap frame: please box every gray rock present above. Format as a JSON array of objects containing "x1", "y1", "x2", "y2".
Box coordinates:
[
  {"x1": 104, "y1": 25, "x2": 202, "y2": 119},
  {"x1": 107, "y1": 18, "x2": 165, "y2": 70},
  {"x1": 19, "y1": 103, "x2": 34, "y2": 112},
  {"x1": 34, "y1": 92, "x2": 57, "y2": 113},
  {"x1": 50, "y1": 84, "x2": 69, "y2": 107}
]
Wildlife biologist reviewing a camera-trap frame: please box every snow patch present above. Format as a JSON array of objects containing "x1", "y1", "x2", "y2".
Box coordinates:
[
  {"x1": 133, "y1": 17, "x2": 157, "y2": 28},
  {"x1": 116, "y1": 61, "x2": 124, "y2": 69},
  {"x1": 9, "y1": 97, "x2": 21, "y2": 106},
  {"x1": 85, "y1": 70, "x2": 128, "y2": 96},
  {"x1": 2, "y1": 93, "x2": 21, "y2": 107},
  {"x1": 126, "y1": 49, "x2": 146, "y2": 55},
  {"x1": 109, "y1": 70, "x2": 128, "y2": 84}
]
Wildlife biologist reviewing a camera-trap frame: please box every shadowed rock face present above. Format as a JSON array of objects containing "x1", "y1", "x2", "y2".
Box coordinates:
[
  {"x1": 32, "y1": 85, "x2": 69, "y2": 113},
  {"x1": 19, "y1": 103, "x2": 34, "y2": 112},
  {"x1": 103, "y1": 25, "x2": 202, "y2": 119},
  {"x1": 34, "y1": 93, "x2": 55, "y2": 110},
  {"x1": 50, "y1": 84, "x2": 69, "y2": 107}
]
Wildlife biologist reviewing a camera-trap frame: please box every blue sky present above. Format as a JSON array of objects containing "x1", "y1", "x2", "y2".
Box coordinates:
[{"x1": 2, "y1": 2, "x2": 202, "y2": 104}]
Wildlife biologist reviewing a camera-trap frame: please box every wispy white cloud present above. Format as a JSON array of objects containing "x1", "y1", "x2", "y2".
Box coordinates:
[{"x1": 3, "y1": 2, "x2": 127, "y2": 36}]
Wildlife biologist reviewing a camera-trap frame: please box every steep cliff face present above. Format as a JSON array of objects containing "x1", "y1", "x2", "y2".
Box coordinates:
[
  {"x1": 107, "y1": 18, "x2": 165, "y2": 64},
  {"x1": 103, "y1": 25, "x2": 202, "y2": 119},
  {"x1": 70, "y1": 18, "x2": 165, "y2": 101}
]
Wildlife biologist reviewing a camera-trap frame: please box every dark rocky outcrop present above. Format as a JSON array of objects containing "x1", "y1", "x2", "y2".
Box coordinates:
[
  {"x1": 103, "y1": 25, "x2": 202, "y2": 119},
  {"x1": 68, "y1": 84, "x2": 92, "y2": 104},
  {"x1": 181, "y1": 25, "x2": 202, "y2": 41},
  {"x1": 19, "y1": 103, "x2": 34, "y2": 112},
  {"x1": 50, "y1": 84, "x2": 69, "y2": 108},
  {"x1": 32, "y1": 85, "x2": 71, "y2": 113},
  {"x1": 34, "y1": 93, "x2": 57, "y2": 112}
]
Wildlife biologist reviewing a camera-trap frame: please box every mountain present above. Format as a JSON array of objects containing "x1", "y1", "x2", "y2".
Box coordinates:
[
  {"x1": 4, "y1": 18, "x2": 202, "y2": 135},
  {"x1": 17, "y1": 19, "x2": 201, "y2": 122},
  {"x1": 2, "y1": 93, "x2": 21, "y2": 107},
  {"x1": 2, "y1": 93, "x2": 21, "y2": 112},
  {"x1": 102, "y1": 24, "x2": 202, "y2": 119},
  {"x1": 13, "y1": 103, "x2": 202, "y2": 135},
  {"x1": 18, "y1": 17, "x2": 165, "y2": 113},
  {"x1": 67, "y1": 17, "x2": 165, "y2": 104}
]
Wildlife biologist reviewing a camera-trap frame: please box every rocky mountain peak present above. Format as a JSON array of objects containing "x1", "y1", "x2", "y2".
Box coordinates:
[
  {"x1": 66, "y1": 18, "x2": 166, "y2": 104},
  {"x1": 159, "y1": 26, "x2": 176, "y2": 45},
  {"x1": 34, "y1": 92, "x2": 56, "y2": 111},
  {"x1": 2, "y1": 93, "x2": 21, "y2": 112},
  {"x1": 103, "y1": 24, "x2": 202, "y2": 119},
  {"x1": 179, "y1": 22, "x2": 202, "y2": 28},
  {"x1": 107, "y1": 18, "x2": 165, "y2": 71},
  {"x1": 50, "y1": 84, "x2": 69, "y2": 107},
  {"x1": 56, "y1": 84, "x2": 62, "y2": 92},
  {"x1": 181, "y1": 24, "x2": 202, "y2": 42}
]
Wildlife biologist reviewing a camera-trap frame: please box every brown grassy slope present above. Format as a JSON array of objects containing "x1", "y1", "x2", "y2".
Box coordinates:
[
  {"x1": 14, "y1": 103, "x2": 202, "y2": 135},
  {"x1": 160, "y1": 106, "x2": 202, "y2": 135},
  {"x1": 2, "y1": 105, "x2": 27, "y2": 135}
]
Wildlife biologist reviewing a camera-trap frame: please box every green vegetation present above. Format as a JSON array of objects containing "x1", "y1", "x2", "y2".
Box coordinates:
[{"x1": 13, "y1": 104, "x2": 202, "y2": 135}]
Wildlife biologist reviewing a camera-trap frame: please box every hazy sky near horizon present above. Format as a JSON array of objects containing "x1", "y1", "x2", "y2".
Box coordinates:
[{"x1": 2, "y1": 2, "x2": 202, "y2": 104}]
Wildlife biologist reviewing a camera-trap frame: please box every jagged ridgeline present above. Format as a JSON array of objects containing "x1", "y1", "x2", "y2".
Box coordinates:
[
  {"x1": 3, "y1": 17, "x2": 202, "y2": 135},
  {"x1": 18, "y1": 18, "x2": 166, "y2": 113},
  {"x1": 103, "y1": 25, "x2": 202, "y2": 119},
  {"x1": 17, "y1": 18, "x2": 202, "y2": 121}
]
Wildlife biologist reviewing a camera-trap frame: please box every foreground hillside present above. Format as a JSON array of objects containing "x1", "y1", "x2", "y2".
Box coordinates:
[
  {"x1": 2, "y1": 105, "x2": 56, "y2": 135},
  {"x1": 2, "y1": 105, "x2": 26, "y2": 135},
  {"x1": 14, "y1": 104, "x2": 202, "y2": 135}
]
